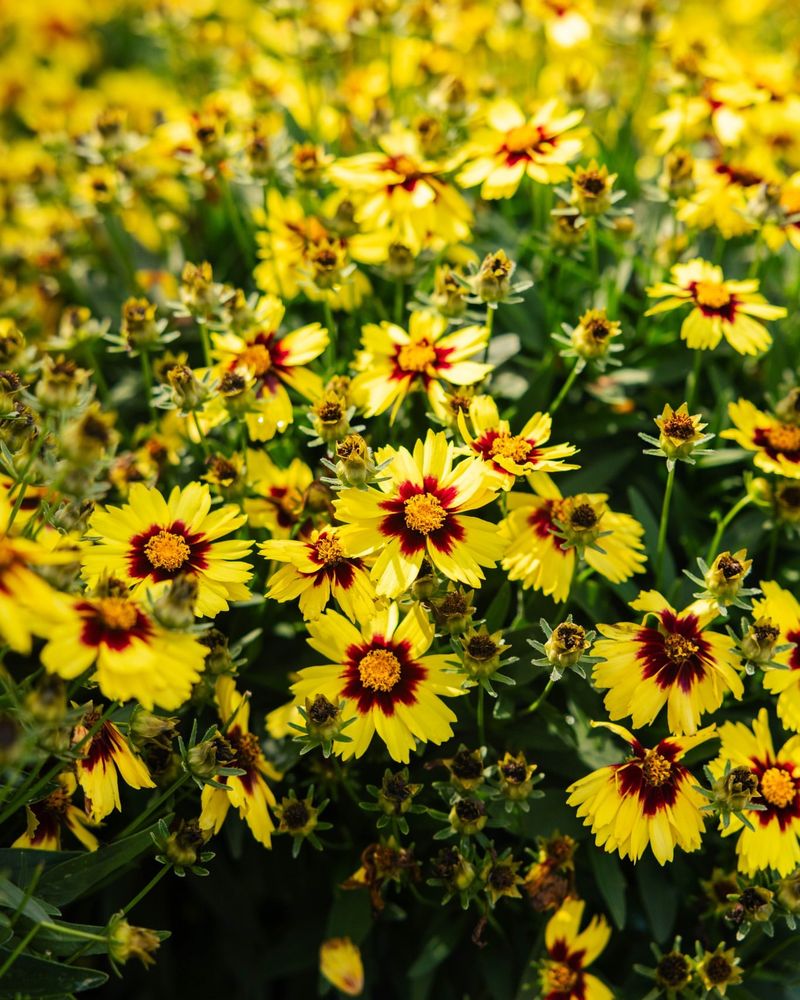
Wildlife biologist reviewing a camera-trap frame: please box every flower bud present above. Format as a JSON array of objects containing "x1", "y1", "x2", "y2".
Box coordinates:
[
  {"x1": 430, "y1": 586, "x2": 475, "y2": 635},
  {"x1": 431, "y1": 265, "x2": 467, "y2": 318},
  {"x1": 108, "y1": 915, "x2": 161, "y2": 968},
  {"x1": 304, "y1": 694, "x2": 343, "y2": 742},
  {"x1": 704, "y1": 549, "x2": 752, "y2": 603},
  {"x1": 163, "y1": 817, "x2": 209, "y2": 868},
  {"x1": 377, "y1": 768, "x2": 422, "y2": 816},
  {"x1": 151, "y1": 574, "x2": 198, "y2": 629},
  {"x1": 544, "y1": 622, "x2": 590, "y2": 670},
  {"x1": 655, "y1": 952, "x2": 692, "y2": 992},
  {"x1": 385, "y1": 242, "x2": 416, "y2": 280},
  {"x1": 121, "y1": 298, "x2": 160, "y2": 350},
  {"x1": 275, "y1": 793, "x2": 320, "y2": 838},
  {"x1": 471, "y1": 249, "x2": 514, "y2": 303},
  {"x1": 777, "y1": 870, "x2": 800, "y2": 913},
  {"x1": 654, "y1": 402, "x2": 708, "y2": 461},
  {"x1": 411, "y1": 558, "x2": 438, "y2": 601},
  {"x1": 335, "y1": 433, "x2": 370, "y2": 486},
  {"x1": 460, "y1": 625, "x2": 509, "y2": 678},
  {"x1": 497, "y1": 752, "x2": 537, "y2": 801},
  {"x1": 570, "y1": 308, "x2": 621, "y2": 360},
  {"x1": 129, "y1": 708, "x2": 178, "y2": 751},
  {"x1": 741, "y1": 617, "x2": 781, "y2": 663},
  {"x1": 663, "y1": 147, "x2": 695, "y2": 197},
  {"x1": 430, "y1": 846, "x2": 475, "y2": 892},
  {"x1": 571, "y1": 160, "x2": 616, "y2": 216},
  {"x1": 443, "y1": 748, "x2": 486, "y2": 792},
  {"x1": 167, "y1": 364, "x2": 210, "y2": 411},
  {"x1": 713, "y1": 765, "x2": 759, "y2": 812},
  {"x1": 311, "y1": 392, "x2": 350, "y2": 442},
  {"x1": 35, "y1": 355, "x2": 89, "y2": 410},
  {"x1": 775, "y1": 388, "x2": 800, "y2": 426},
  {"x1": 776, "y1": 481, "x2": 800, "y2": 525},
  {"x1": 200, "y1": 628, "x2": 234, "y2": 675},
  {"x1": 448, "y1": 797, "x2": 487, "y2": 836}
]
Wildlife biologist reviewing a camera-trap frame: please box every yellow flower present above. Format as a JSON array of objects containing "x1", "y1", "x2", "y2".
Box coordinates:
[
  {"x1": 592, "y1": 590, "x2": 743, "y2": 735},
  {"x1": 500, "y1": 473, "x2": 646, "y2": 602},
  {"x1": 567, "y1": 723, "x2": 716, "y2": 865},
  {"x1": 244, "y1": 450, "x2": 313, "y2": 536},
  {"x1": 709, "y1": 709, "x2": 800, "y2": 876},
  {"x1": 72, "y1": 710, "x2": 155, "y2": 822},
  {"x1": 210, "y1": 294, "x2": 328, "y2": 441},
  {"x1": 539, "y1": 898, "x2": 612, "y2": 1000},
  {"x1": 457, "y1": 99, "x2": 585, "y2": 199},
  {"x1": 752, "y1": 581, "x2": 800, "y2": 731},
  {"x1": 13, "y1": 773, "x2": 98, "y2": 852},
  {"x1": 646, "y1": 258, "x2": 786, "y2": 356},
  {"x1": 723, "y1": 398, "x2": 800, "y2": 479},
  {"x1": 334, "y1": 430, "x2": 505, "y2": 598},
  {"x1": 82, "y1": 482, "x2": 253, "y2": 618},
  {"x1": 40, "y1": 585, "x2": 207, "y2": 710},
  {"x1": 290, "y1": 603, "x2": 467, "y2": 764},
  {"x1": 200, "y1": 677, "x2": 280, "y2": 849},
  {"x1": 319, "y1": 937, "x2": 364, "y2": 997},
  {"x1": 350, "y1": 311, "x2": 492, "y2": 424},
  {"x1": 260, "y1": 526, "x2": 376, "y2": 624},
  {"x1": 458, "y1": 397, "x2": 579, "y2": 489}
]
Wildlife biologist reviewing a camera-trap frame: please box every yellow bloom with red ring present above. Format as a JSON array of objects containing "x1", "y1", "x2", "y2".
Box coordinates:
[
  {"x1": 456, "y1": 99, "x2": 585, "y2": 199},
  {"x1": 290, "y1": 603, "x2": 467, "y2": 764},
  {"x1": 592, "y1": 590, "x2": 743, "y2": 735},
  {"x1": 244, "y1": 450, "x2": 313, "y2": 537},
  {"x1": 334, "y1": 430, "x2": 504, "y2": 598},
  {"x1": 72, "y1": 711, "x2": 155, "y2": 822},
  {"x1": 722, "y1": 398, "x2": 800, "y2": 479},
  {"x1": 540, "y1": 898, "x2": 612, "y2": 1000},
  {"x1": 82, "y1": 482, "x2": 253, "y2": 618},
  {"x1": 646, "y1": 258, "x2": 786, "y2": 356},
  {"x1": 39, "y1": 587, "x2": 207, "y2": 710},
  {"x1": 752, "y1": 581, "x2": 800, "y2": 731},
  {"x1": 12, "y1": 773, "x2": 98, "y2": 852},
  {"x1": 211, "y1": 294, "x2": 328, "y2": 441},
  {"x1": 458, "y1": 397, "x2": 579, "y2": 489},
  {"x1": 709, "y1": 709, "x2": 800, "y2": 876},
  {"x1": 350, "y1": 311, "x2": 492, "y2": 424},
  {"x1": 567, "y1": 722, "x2": 717, "y2": 865},
  {"x1": 200, "y1": 676, "x2": 280, "y2": 849},
  {"x1": 260, "y1": 526, "x2": 376, "y2": 624},
  {"x1": 499, "y1": 474, "x2": 645, "y2": 602}
]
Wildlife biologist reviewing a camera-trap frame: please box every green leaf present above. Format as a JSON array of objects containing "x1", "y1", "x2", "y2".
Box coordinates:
[
  {"x1": 0, "y1": 876, "x2": 60, "y2": 922},
  {"x1": 636, "y1": 855, "x2": 677, "y2": 943},
  {"x1": 408, "y1": 916, "x2": 465, "y2": 978},
  {"x1": 588, "y1": 848, "x2": 626, "y2": 930},
  {"x1": 0, "y1": 849, "x2": 81, "y2": 889},
  {"x1": 36, "y1": 821, "x2": 166, "y2": 906},
  {"x1": 485, "y1": 581, "x2": 511, "y2": 631},
  {"x1": 0, "y1": 949, "x2": 108, "y2": 997}
]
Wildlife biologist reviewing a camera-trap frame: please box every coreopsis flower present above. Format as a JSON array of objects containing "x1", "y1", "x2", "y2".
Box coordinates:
[
  {"x1": 456, "y1": 99, "x2": 585, "y2": 199},
  {"x1": 567, "y1": 722, "x2": 716, "y2": 865},
  {"x1": 0, "y1": 489, "x2": 73, "y2": 653},
  {"x1": 13, "y1": 773, "x2": 98, "y2": 851},
  {"x1": 259, "y1": 526, "x2": 376, "y2": 624},
  {"x1": 644, "y1": 402, "x2": 713, "y2": 466},
  {"x1": 244, "y1": 450, "x2": 313, "y2": 536},
  {"x1": 328, "y1": 128, "x2": 473, "y2": 253},
  {"x1": 537, "y1": 899, "x2": 612, "y2": 1000},
  {"x1": 289, "y1": 603, "x2": 467, "y2": 764},
  {"x1": 39, "y1": 582, "x2": 207, "y2": 709},
  {"x1": 723, "y1": 398, "x2": 800, "y2": 479},
  {"x1": 570, "y1": 160, "x2": 618, "y2": 217},
  {"x1": 334, "y1": 430, "x2": 504, "y2": 598},
  {"x1": 645, "y1": 259, "x2": 786, "y2": 356},
  {"x1": 709, "y1": 709, "x2": 800, "y2": 876},
  {"x1": 350, "y1": 312, "x2": 491, "y2": 423},
  {"x1": 210, "y1": 294, "x2": 328, "y2": 440},
  {"x1": 319, "y1": 937, "x2": 364, "y2": 997},
  {"x1": 458, "y1": 398, "x2": 578, "y2": 490},
  {"x1": 481, "y1": 854, "x2": 525, "y2": 906},
  {"x1": 695, "y1": 945, "x2": 744, "y2": 995},
  {"x1": 499, "y1": 474, "x2": 646, "y2": 602},
  {"x1": 82, "y1": 482, "x2": 253, "y2": 618},
  {"x1": 752, "y1": 582, "x2": 800, "y2": 730},
  {"x1": 72, "y1": 710, "x2": 155, "y2": 822},
  {"x1": 199, "y1": 676, "x2": 279, "y2": 849},
  {"x1": 592, "y1": 590, "x2": 743, "y2": 735}
]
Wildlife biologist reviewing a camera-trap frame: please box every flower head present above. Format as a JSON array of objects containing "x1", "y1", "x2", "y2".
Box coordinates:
[
  {"x1": 538, "y1": 898, "x2": 611, "y2": 1000},
  {"x1": 723, "y1": 398, "x2": 800, "y2": 479}
]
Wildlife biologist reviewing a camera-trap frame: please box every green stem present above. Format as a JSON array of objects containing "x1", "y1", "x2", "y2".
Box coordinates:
[
  {"x1": 323, "y1": 300, "x2": 337, "y2": 371},
  {"x1": 686, "y1": 349, "x2": 703, "y2": 410},
  {"x1": 121, "y1": 865, "x2": 170, "y2": 916},
  {"x1": 39, "y1": 921, "x2": 107, "y2": 943},
  {"x1": 524, "y1": 676, "x2": 555, "y2": 715},
  {"x1": 549, "y1": 362, "x2": 580, "y2": 415},
  {"x1": 199, "y1": 324, "x2": 212, "y2": 367},
  {"x1": 139, "y1": 350, "x2": 154, "y2": 419},
  {"x1": 103, "y1": 214, "x2": 138, "y2": 292},
  {"x1": 0, "y1": 923, "x2": 40, "y2": 978},
  {"x1": 588, "y1": 220, "x2": 600, "y2": 285},
  {"x1": 82, "y1": 340, "x2": 110, "y2": 403},
  {"x1": 766, "y1": 523, "x2": 780, "y2": 579},
  {"x1": 191, "y1": 410, "x2": 211, "y2": 457},
  {"x1": 394, "y1": 281, "x2": 405, "y2": 325},
  {"x1": 656, "y1": 463, "x2": 676, "y2": 590},
  {"x1": 6, "y1": 433, "x2": 46, "y2": 532},
  {"x1": 220, "y1": 178, "x2": 254, "y2": 273},
  {"x1": 476, "y1": 685, "x2": 486, "y2": 747},
  {"x1": 705, "y1": 494, "x2": 753, "y2": 565}
]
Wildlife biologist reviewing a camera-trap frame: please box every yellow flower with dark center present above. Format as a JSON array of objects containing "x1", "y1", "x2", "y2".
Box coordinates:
[
  {"x1": 567, "y1": 722, "x2": 716, "y2": 864},
  {"x1": 82, "y1": 482, "x2": 253, "y2": 618},
  {"x1": 500, "y1": 473, "x2": 646, "y2": 602},
  {"x1": 12, "y1": 773, "x2": 98, "y2": 852},
  {"x1": 723, "y1": 398, "x2": 800, "y2": 479},
  {"x1": 592, "y1": 590, "x2": 743, "y2": 735},
  {"x1": 751, "y1": 581, "x2": 800, "y2": 731},
  {"x1": 200, "y1": 676, "x2": 280, "y2": 849},
  {"x1": 334, "y1": 430, "x2": 504, "y2": 598},
  {"x1": 646, "y1": 258, "x2": 786, "y2": 355},
  {"x1": 350, "y1": 311, "x2": 492, "y2": 424},
  {"x1": 539, "y1": 899, "x2": 612, "y2": 1000},
  {"x1": 289, "y1": 603, "x2": 467, "y2": 763},
  {"x1": 709, "y1": 708, "x2": 800, "y2": 876},
  {"x1": 456, "y1": 99, "x2": 585, "y2": 199},
  {"x1": 459, "y1": 397, "x2": 579, "y2": 490}
]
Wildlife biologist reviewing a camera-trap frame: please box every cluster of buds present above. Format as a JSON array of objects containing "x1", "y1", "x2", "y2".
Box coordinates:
[
  {"x1": 684, "y1": 550, "x2": 759, "y2": 614},
  {"x1": 552, "y1": 307, "x2": 624, "y2": 371},
  {"x1": 273, "y1": 787, "x2": 332, "y2": 857},
  {"x1": 696, "y1": 759, "x2": 765, "y2": 831},
  {"x1": 289, "y1": 694, "x2": 355, "y2": 758},
  {"x1": 529, "y1": 616, "x2": 598, "y2": 682},
  {"x1": 640, "y1": 402, "x2": 714, "y2": 469}
]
